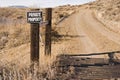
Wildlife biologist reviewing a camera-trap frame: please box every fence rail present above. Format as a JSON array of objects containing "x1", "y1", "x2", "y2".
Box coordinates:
[
  {"x1": 61, "y1": 51, "x2": 120, "y2": 56},
  {"x1": 54, "y1": 51, "x2": 120, "y2": 79}
]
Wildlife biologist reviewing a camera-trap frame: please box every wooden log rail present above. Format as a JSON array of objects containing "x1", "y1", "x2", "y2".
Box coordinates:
[
  {"x1": 54, "y1": 51, "x2": 120, "y2": 79},
  {"x1": 59, "y1": 51, "x2": 120, "y2": 65},
  {"x1": 61, "y1": 51, "x2": 120, "y2": 56}
]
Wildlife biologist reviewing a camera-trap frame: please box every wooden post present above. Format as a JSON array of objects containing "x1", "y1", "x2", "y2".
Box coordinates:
[
  {"x1": 108, "y1": 53, "x2": 114, "y2": 65},
  {"x1": 45, "y1": 8, "x2": 52, "y2": 56},
  {"x1": 27, "y1": 8, "x2": 43, "y2": 74},
  {"x1": 30, "y1": 23, "x2": 39, "y2": 64},
  {"x1": 29, "y1": 9, "x2": 41, "y2": 67}
]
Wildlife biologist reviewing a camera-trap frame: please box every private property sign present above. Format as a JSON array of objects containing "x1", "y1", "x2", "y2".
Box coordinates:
[{"x1": 27, "y1": 12, "x2": 42, "y2": 23}]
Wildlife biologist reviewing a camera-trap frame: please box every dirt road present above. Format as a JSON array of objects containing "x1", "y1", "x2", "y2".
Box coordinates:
[
  {"x1": 58, "y1": 8, "x2": 120, "y2": 58},
  {"x1": 0, "y1": 7, "x2": 120, "y2": 66}
]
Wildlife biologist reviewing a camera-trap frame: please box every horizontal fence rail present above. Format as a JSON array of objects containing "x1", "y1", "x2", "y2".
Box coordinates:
[
  {"x1": 54, "y1": 51, "x2": 120, "y2": 79},
  {"x1": 61, "y1": 51, "x2": 120, "y2": 56}
]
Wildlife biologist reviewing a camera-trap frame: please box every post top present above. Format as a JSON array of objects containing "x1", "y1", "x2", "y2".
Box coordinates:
[{"x1": 30, "y1": 8, "x2": 40, "y2": 11}]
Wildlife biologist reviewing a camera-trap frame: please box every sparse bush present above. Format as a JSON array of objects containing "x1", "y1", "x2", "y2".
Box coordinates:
[
  {"x1": 59, "y1": 13, "x2": 69, "y2": 19},
  {"x1": 59, "y1": 14, "x2": 64, "y2": 18}
]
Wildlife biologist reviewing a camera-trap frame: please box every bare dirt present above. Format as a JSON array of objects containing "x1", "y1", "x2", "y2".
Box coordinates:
[{"x1": 56, "y1": 6, "x2": 120, "y2": 58}]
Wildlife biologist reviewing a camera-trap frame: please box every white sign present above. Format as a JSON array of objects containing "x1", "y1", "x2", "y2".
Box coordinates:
[{"x1": 27, "y1": 12, "x2": 42, "y2": 23}]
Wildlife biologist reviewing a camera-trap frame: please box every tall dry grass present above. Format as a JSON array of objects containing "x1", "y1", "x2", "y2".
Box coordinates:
[
  {"x1": 0, "y1": 19, "x2": 62, "y2": 80},
  {"x1": 0, "y1": 18, "x2": 30, "y2": 50},
  {"x1": 0, "y1": 57, "x2": 56, "y2": 80},
  {"x1": 0, "y1": 43, "x2": 65, "y2": 80},
  {"x1": 0, "y1": 6, "x2": 77, "y2": 79}
]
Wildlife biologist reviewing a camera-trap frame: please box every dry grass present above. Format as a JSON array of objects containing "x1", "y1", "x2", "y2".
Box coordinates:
[
  {"x1": 0, "y1": 8, "x2": 29, "y2": 19},
  {"x1": 0, "y1": 43, "x2": 52, "y2": 79},
  {"x1": 0, "y1": 41, "x2": 68, "y2": 80},
  {"x1": 90, "y1": 0, "x2": 120, "y2": 22},
  {"x1": 0, "y1": 20, "x2": 30, "y2": 49},
  {"x1": 0, "y1": 8, "x2": 51, "y2": 79},
  {"x1": 0, "y1": 8, "x2": 30, "y2": 50},
  {"x1": 0, "y1": 5, "x2": 79, "y2": 79},
  {"x1": 88, "y1": 0, "x2": 120, "y2": 34},
  {"x1": 0, "y1": 6, "x2": 77, "y2": 50},
  {"x1": 0, "y1": 56, "x2": 56, "y2": 80}
]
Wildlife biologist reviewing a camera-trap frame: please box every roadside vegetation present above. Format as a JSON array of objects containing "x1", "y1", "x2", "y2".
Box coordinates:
[{"x1": 0, "y1": 5, "x2": 77, "y2": 79}]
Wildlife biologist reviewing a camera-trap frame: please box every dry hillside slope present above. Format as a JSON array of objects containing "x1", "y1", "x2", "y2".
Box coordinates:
[{"x1": 90, "y1": 0, "x2": 120, "y2": 33}]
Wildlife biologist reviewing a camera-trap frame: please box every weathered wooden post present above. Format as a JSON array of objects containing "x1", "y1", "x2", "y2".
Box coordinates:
[
  {"x1": 45, "y1": 8, "x2": 52, "y2": 56},
  {"x1": 30, "y1": 23, "x2": 39, "y2": 64},
  {"x1": 108, "y1": 52, "x2": 115, "y2": 65},
  {"x1": 27, "y1": 9, "x2": 42, "y2": 67}
]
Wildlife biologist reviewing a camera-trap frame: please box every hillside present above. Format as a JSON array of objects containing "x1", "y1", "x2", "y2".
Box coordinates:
[
  {"x1": 1, "y1": 1, "x2": 120, "y2": 51},
  {"x1": 91, "y1": 0, "x2": 120, "y2": 22},
  {"x1": 90, "y1": 0, "x2": 120, "y2": 33},
  {"x1": 0, "y1": 1, "x2": 120, "y2": 79},
  {"x1": 0, "y1": 5, "x2": 79, "y2": 80},
  {"x1": 0, "y1": 5, "x2": 78, "y2": 50}
]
